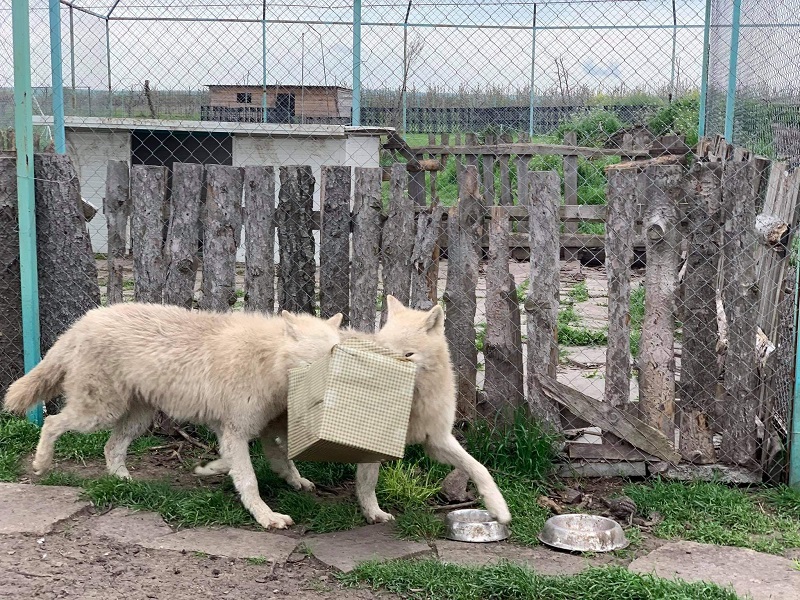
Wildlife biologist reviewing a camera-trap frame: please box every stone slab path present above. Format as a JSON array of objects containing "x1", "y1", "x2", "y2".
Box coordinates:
[{"x1": 2, "y1": 482, "x2": 798, "y2": 599}]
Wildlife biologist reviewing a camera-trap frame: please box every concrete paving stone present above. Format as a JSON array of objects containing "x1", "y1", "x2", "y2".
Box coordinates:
[
  {"x1": 90, "y1": 507, "x2": 173, "y2": 545},
  {"x1": 628, "y1": 540, "x2": 800, "y2": 600},
  {"x1": 562, "y1": 346, "x2": 608, "y2": 368},
  {"x1": 305, "y1": 523, "x2": 432, "y2": 572},
  {"x1": 139, "y1": 526, "x2": 300, "y2": 561},
  {"x1": 0, "y1": 483, "x2": 92, "y2": 535},
  {"x1": 434, "y1": 540, "x2": 613, "y2": 576}
]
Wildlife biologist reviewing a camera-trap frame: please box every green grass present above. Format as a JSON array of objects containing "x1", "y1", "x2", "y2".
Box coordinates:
[
  {"x1": 340, "y1": 560, "x2": 743, "y2": 600},
  {"x1": 625, "y1": 480, "x2": 800, "y2": 555},
  {"x1": 394, "y1": 508, "x2": 447, "y2": 540},
  {"x1": 558, "y1": 303, "x2": 608, "y2": 347},
  {"x1": 377, "y1": 461, "x2": 442, "y2": 511},
  {"x1": 568, "y1": 281, "x2": 589, "y2": 303},
  {"x1": 629, "y1": 283, "x2": 646, "y2": 357}
]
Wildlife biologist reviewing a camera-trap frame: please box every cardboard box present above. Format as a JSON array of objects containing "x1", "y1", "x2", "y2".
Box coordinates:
[{"x1": 287, "y1": 338, "x2": 417, "y2": 463}]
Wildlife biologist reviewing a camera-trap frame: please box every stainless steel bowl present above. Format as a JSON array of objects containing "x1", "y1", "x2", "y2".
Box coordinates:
[
  {"x1": 538, "y1": 514, "x2": 628, "y2": 553},
  {"x1": 444, "y1": 509, "x2": 509, "y2": 543}
]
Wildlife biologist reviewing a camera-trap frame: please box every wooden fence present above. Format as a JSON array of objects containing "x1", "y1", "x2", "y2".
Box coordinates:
[{"x1": 1, "y1": 136, "x2": 798, "y2": 481}]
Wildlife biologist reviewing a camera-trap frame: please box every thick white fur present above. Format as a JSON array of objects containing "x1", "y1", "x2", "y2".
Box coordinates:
[
  {"x1": 350, "y1": 296, "x2": 511, "y2": 525},
  {"x1": 3, "y1": 302, "x2": 342, "y2": 530}
]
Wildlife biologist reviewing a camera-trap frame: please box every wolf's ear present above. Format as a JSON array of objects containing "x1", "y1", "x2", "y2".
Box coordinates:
[
  {"x1": 423, "y1": 305, "x2": 445, "y2": 332},
  {"x1": 327, "y1": 313, "x2": 344, "y2": 328},
  {"x1": 281, "y1": 311, "x2": 299, "y2": 340},
  {"x1": 385, "y1": 295, "x2": 405, "y2": 319}
]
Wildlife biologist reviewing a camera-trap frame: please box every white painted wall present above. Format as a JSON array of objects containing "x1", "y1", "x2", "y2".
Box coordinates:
[{"x1": 65, "y1": 129, "x2": 382, "y2": 262}]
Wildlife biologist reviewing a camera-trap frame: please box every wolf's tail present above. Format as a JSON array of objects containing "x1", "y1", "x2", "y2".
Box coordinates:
[{"x1": 3, "y1": 345, "x2": 67, "y2": 415}]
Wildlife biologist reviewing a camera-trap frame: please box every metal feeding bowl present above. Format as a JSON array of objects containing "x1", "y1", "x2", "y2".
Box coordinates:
[
  {"x1": 445, "y1": 509, "x2": 509, "y2": 543},
  {"x1": 538, "y1": 514, "x2": 628, "y2": 553}
]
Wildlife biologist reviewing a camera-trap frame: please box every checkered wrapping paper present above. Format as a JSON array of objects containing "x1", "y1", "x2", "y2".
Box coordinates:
[{"x1": 287, "y1": 338, "x2": 418, "y2": 463}]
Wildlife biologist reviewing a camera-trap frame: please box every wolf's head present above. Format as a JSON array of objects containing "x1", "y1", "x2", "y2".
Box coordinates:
[
  {"x1": 374, "y1": 296, "x2": 451, "y2": 373},
  {"x1": 280, "y1": 311, "x2": 343, "y2": 366}
]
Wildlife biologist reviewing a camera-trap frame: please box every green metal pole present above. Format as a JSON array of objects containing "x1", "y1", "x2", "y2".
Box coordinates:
[
  {"x1": 789, "y1": 259, "x2": 800, "y2": 489},
  {"x1": 669, "y1": 0, "x2": 677, "y2": 102},
  {"x1": 724, "y1": 0, "x2": 742, "y2": 142},
  {"x1": 49, "y1": 0, "x2": 66, "y2": 153},
  {"x1": 528, "y1": 4, "x2": 537, "y2": 139},
  {"x1": 262, "y1": 0, "x2": 267, "y2": 123},
  {"x1": 352, "y1": 0, "x2": 361, "y2": 126},
  {"x1": 697, "y1": 0, "x2": 712, "y2": 140},
  {"x1": 105, "y1": 18, "x2": 112, "y2": 114},
  {"x1": 12, "y1": 0, "x2": 43, "y2": 426},
  {"x1": 69, "y1": 5, "x2": 76, "y2": 112}
]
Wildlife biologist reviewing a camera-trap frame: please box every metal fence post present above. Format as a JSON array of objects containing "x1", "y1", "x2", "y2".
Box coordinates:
[
  {"x1": 528, "y1": 4, "x2": 537, "y2": 139},
  {"x1": 352, "y1": 0, "x2": 362, "y2": 127},
  {"x1": 12, "y1": 0, "x2": 43, "y2": 426},
  {"x1": 49, "y1": 0, "x2": 66, "y2": 153},
  {"x1": 697, "y1": 0, "x2": 712, "y2": 140},
  {"x1": 724, "y1": 0, "x2": 742, "y2": 142},
  {"x1": 790, "y1": 262, "x2": 800, "y2": 489}
]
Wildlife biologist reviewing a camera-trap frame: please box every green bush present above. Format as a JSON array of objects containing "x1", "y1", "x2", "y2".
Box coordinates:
[{"x1": 648, "y1": 93, "x2": 700, "y2": 146}]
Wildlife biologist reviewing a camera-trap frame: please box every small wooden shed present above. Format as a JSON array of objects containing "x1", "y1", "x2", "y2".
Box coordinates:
[{"x1": 202, "y1": 85, "x2": 353, "y2": 124}]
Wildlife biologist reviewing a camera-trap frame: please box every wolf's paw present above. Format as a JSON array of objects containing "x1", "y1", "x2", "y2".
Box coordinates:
[
  {"x1": 257, "y1": 512, "x2": 294, "y2": 530},
  {"x1": 31, "y1": 458, "x2": 52, "y2": 476},
  {"x1": 364, "y1": 508, "x2": 395, "y2": 524},
  {"x1": 289, "y1": 477, "x2": 316, "y2": 492},
  {"x1": 486, "y1": 496, "x2": 512, "y2": 525},
  {"x1": 109, "y1": 467, "x2": 132, "y2": 480}
]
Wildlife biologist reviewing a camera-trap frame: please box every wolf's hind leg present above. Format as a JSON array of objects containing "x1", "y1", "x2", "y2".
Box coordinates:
[
  {"x1": 104, "y1": 406, "x2": 155, "y2": 479},
  {"x1": 260, "y1": 417, "x2": 314, "y2": 492}
]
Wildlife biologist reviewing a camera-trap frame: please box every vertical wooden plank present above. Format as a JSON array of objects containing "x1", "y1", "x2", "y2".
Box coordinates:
[
  {"x1": 525, "y1": 171, "x2": 562, "y2": 430},
  {"x1": 104, "y1": 160, "x2": 130, "y2": 305},
  {"x1": 454, "y1": 132, "x2": 464, "y2": 181},
  {"x1": 444, "y1": 165, "x2": 482, "y2": 422},
  {"x1": 465, "y1": 132, "x2": 481, "y2": 192},
  {"x1": 408, "y1": 153, "x2": 426, "y2": 206},
  {"x1": 163, "y1": 162, "x2": 203, "y2": 309},
  {"x1": 243, "y1": 165, "x2": 275, "y2": 313},
  {"x1": 440, "y1": 133, "x2": 450, "y2": 169},
  {"x1": 678, "y1": 161, "x2": 723, "y2": 464},
  {"x1": 0, "y1": 157, "x2": 23, "y2": 396},
  {"x1": 131, "y1": 164, "x2": 168, "y2": 304},
  {"x1": 638, "y1": 163, "x2": 682, "y2": 440},
  {"x1": 350, "y1": 167, "x2": 382, "y2": 332},
  {"x1": 604, "y1": 163, "x2": 639, "y2": 409},
  {"x1": 319, "y1": 165, "x2": 351, "y2": 323},
  {"x1": 516, "y1": 153, "x2": 531, "y2": 233},
  {"x1": 428, "y1": 133, "x2": 438, "y2": 201},
  {"x1": 498, "y1": 131, "x2": 513, "y2": 206},
  {"x1": 381, "y1": 163, "x2": 416, "y2": 324},
  {"x1": 482, "y1": 132, "x2": 496, "y2": 205},
  {"x1": 277, "y1": 165, "x2": 316, "y2": 315},
  {"x1": 410, "y1": 204, "x2": 445, "y2": 310},
  {"x1": 483, "y1": 205, "x2": 524, "y2": 421},
  {"x1": 721, "y1": 161, "x2": 760, "y2": 470},
  {"x1": 563, "y1": 131, "x2": 579, "y2": 234}
]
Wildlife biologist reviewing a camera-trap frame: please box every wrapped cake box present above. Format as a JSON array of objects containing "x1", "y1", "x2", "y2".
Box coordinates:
[{"x1": 287, "y1": 338, "x2": 417, "y2": 463}]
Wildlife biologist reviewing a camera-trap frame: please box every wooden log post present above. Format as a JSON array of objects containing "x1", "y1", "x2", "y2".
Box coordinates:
[
  {"x1": 721, "y1": 161, "x2": 760, "y2": 470},
  {"x1": 525, "y1": 171, "x2": 562, "y2": 430},
  {"x1": 563, "y1": 131, "x2": 579, "y2": 235},
  {"x1": 131, "y1": 165, "x2": 168, "y2": 304},
  {"x1": 0, "y1": 157, "x2": 23, "y2": 396},
  {"x1": 483, "y1": 206, "x2": 524, "y2": 421},
  {"x1": 200, "y1": 165, "x2": 243, "y2": 312},
  {"x1": 465, "y1": 132, "x2": 481, "y2": 192},
  {"x1": 104, "y1": 160, "x2": 130, "y2": 305},
  {"x1": 498, "y1": 132, "x2": 513, "y2": 206},
  {"x1": 408, "y1": 152, "x2": 427, "y2": 206},
  {"x1": 381, "y1": 164, "x2": 416, "y2": 324},
  {"x1": 243, "y1": 166, "x2": 275, "y2": 313},
  {"x1": 410, "y1": 204, "x2": 445, "y2": 310},
  {"x1": 277, "y1": 166, "x2": 316, "y2": 315},
  {"x1": 34, "y1": 154, "x2": 102, "y2": 368},
  {"x1": 350, "y1": 167, "x2": 383, "y2": 332},
  {"x1": 163, "y1": 163, "x2": 203, "y2": 309},
  {"x1": 604, "y1": 163, "x2": 639, "y2": 409},
  {"x1": 482, "y1": 132, "x2": 496, "y2": 205},
  {"x1": 319, "y1": 165, "x2": 351, "y2": 323},
  {"x1": 678, "y1": 162, "x2": 723, "y2": 464},
  {"x1": 444, "y1": 165, "x2": 483, "y2": 422},
  {"x1": 638, "y1": 163, "x2": 682, "y2": 440}
]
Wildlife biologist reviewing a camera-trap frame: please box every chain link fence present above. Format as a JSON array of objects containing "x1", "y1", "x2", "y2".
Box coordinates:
[{"x1": 1, "y1": 0, "x2": 800, "y2": 499}]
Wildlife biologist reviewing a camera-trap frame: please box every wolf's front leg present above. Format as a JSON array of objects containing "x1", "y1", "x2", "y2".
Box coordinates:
[
  {"x1": 356, "y1": 462, "x2": 394, "y2": 524},
  {"x1": 425, "y1": 434, "x2": 511, "y2": 524}
]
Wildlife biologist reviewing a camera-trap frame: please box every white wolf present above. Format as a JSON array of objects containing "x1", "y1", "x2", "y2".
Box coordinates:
[
  {"x1": 3, "y1": 302, "x2": 342, "y2": 530},
  {"x1": 351, "y1": 296, "x2": 511, "y2": 525}
]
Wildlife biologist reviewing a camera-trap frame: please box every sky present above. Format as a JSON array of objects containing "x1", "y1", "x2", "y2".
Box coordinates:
[{"x1": 0, "y1": 0, "x2": 798, "y2": 105}]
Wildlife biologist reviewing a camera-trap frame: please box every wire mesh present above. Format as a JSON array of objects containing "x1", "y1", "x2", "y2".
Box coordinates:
[{"x1": 1, "y1": 0, "x2": 799, "y2": 496}]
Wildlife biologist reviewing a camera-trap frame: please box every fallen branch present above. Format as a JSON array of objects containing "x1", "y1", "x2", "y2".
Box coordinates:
[
  {"x1": 176, "y1": 428, "x2": 211, "y2": 452},
  {"x1": 432, "y1": 500, "x2": 478, "y2": 512}
]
